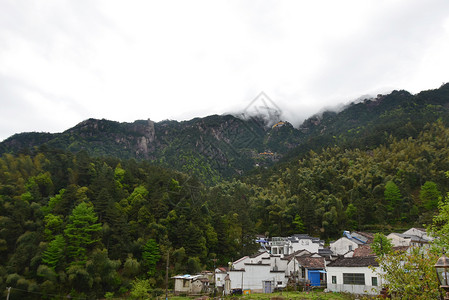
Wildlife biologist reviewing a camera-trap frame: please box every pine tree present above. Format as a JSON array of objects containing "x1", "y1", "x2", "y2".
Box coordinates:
[
  {"x1": 142, "y1": 239, "x2": 160, "y2": 277},
  {"x1": 64, "y1": 202, "x2": 102, "y2": 265},
  {"x1": 41, "y1": 235, "x2": 66, "y2": 270}
]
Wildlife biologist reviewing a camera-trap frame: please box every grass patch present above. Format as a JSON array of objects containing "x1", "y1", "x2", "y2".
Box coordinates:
[{"x1": 165, "y1": 291, "x2": 356, "y2": 299}]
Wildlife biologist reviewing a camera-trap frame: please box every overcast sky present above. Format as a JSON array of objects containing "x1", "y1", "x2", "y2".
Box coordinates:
[{"x1": 1, "y1": 0, "x2": 449, "y2": 141}]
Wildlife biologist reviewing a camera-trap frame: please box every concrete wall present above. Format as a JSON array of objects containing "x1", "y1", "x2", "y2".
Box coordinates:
[{"x1": 174, "y1": 279, "x2": 190, "y2": 294}]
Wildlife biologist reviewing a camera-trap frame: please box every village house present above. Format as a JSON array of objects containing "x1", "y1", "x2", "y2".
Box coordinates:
[
  {"x1": 287, "y1": 255, "x2": 326, "y2": 287},
  {"x1": 403, "y1": 227, "x2": 433, "y2": 241},
  {"x1": 330, "y1": 231, "x2": 373, "y2": 256},
  {"x1": 267, "y1": 234, "x2": 325, "y2": 256},
  {"x1": 172, "y1": 274, "x2": 210, "y2": 295},
  {"x1": 227, "y1": 252, "x2": 289, "y2": 293},
  {"x1": 387, "y1": 228, "x2": 433, "y2": 248},
  {"x1": 214, "y1": 267, "x2": 227, "y2": 294},
  {"x1": 326, "y1": 256, "x2": 381, "y2": 295}
]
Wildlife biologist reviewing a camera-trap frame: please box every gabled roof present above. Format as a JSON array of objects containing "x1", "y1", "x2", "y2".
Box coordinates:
[
  {"x1": 318, "y1": 248, "x2": 334, "y2": 257},
  {"x1": 353, "y1": 232, "x2": 374, "y2": 243},
  {"x1": 216, "y1": 267, "x2": 227, "y2": 273},
  {"x1": 296, "y1": 257, "x2": 325, "y2": 269},
  {"x1": 353, "y1": 245, "x2": 375, "y2": 257},
  {"x1": 389, "y1": 233, "x2": 430, "y2": 243},
  {"x1": 250, "y1": 251, "x2": 269, "y2": 258},
  {"x1": 285, "y1": 249, "x2": 312, "y2": 261},
  {"x1": 290, "y1": 234, "x2": 323, "y2": 243},
  {"x1": 392, "y1": 246, "x2": 409, "y2": 253},
  {"x1": 327, "y1": 256, "x2": 379, "y2": 268},
  {"x1": 233, "y1": 256, "x2": 249, "y2": 264},
  {"x1": 171, "y1": 274, "x2": 203, "y2": 280}
]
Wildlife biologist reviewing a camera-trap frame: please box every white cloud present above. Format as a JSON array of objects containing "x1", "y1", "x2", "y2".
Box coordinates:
[{"x1": 1, "y1": 0, "x2": 449, "y2": 141}]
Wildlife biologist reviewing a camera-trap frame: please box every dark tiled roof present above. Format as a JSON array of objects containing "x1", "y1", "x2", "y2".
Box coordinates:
[
  {"x1": 250, "y1": 251, "x2": 268, "y2": 258},
  {"x1": 327, "y1": 256, "x2": 379, "y2": 267},
  {"x1": 285, "y1": 249, "x2": 312, "y2": 261},
  {"x1": 318, "y1": 248, "x2": 334, "y2": 257},
  {"x1": 353, "y1": 245, "x2": 375, "y2": 257},
  {"x1": 392, "y1": 246, "x2": 409, "y2": 253},
  {"x1": 296, "y1": 257, "x2": 325, "y2": 269}
]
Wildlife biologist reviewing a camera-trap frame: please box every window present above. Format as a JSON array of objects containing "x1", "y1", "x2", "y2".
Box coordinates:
[
  {"x1": 372, "y1": 277, "x2": 378, "y2": 286},
  {"x1": 343, "y1": 273, "x2": 365, "y2": 285},
  {"x1": 183, "y1": 280, "x2": 190, "y2": 287},
  {"x1": 332, "y1": 276, "x2": 337, "y2": 284},
  {"x1": 277, "y1": 281, "x2": 283, "y2": 285},
  {"x1": 348, "y1": 245, "x2": 353, "y2": 251}
]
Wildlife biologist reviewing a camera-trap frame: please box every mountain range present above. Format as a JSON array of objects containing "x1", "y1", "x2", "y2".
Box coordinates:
[{"x1": 1, "y1": 83, "x2": 449, "y2": 184}]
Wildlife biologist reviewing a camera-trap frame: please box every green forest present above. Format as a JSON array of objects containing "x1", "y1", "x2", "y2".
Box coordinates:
[{"x1": 2, "y1": 117, "x2": 449, "y2": 298}]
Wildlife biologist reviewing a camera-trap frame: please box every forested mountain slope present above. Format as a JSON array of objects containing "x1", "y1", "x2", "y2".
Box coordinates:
[
  {"x1": 0, "y1": 115, "x2": 302, "y2": 185},
  {"x1": 285, "y1": 83, "x2": 449, "y2": 159},
  {"x1": 2, "y1": 83, "x2": 449, "y2": 297},
  {"x1": 1, "y1": 121, "x2": 449, "y2": 298},
  {"x1": 2, "y1": 83, "x2": 449, "y2": 186}
]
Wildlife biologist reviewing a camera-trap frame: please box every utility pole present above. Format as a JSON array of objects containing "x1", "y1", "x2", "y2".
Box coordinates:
[
  {"x1": 6, "y1": 287, "x2": 11, "y2": 300},
  {"x1": 165, "y1": 251, "x2": 169, "y2": 300}
]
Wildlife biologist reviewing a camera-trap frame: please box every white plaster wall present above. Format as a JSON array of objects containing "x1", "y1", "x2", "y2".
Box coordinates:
[
  {"x1": 387, "y1": 233, "x2": 410, "y2": 247},
  {"x1": 269, "y1": 256, "x2": 288, "y2": 271},
  {"x1": 291, "y1": 239, "x2": 320, "y2": 253},
  {"x1": 228, "y1": 264, "x2": 288, "y2": 292},
  {"x1": 232, "y1": 256, "x2": 249, "y2": 270},
  {"x1": 403, "y1": 228, "x2": 433, "y2": 241},
  {"x1": 247, "y1": 252, "x2": 270, "y2": 264},
  {"x1": 326, "y1": 266, "x2": 381, "y2": 295},
  {"x1": 286, "y1": 259, "x2": 302, "y2": 278},
  {"x1": 330, "y1": 238, "x2": 359, "y2": 255},
  {"x1": 228, "y1": 271, "x2": 245, "y2": 290},
  {"x1": 215, "y1": 273, "x2": 227, "y2": 288}
]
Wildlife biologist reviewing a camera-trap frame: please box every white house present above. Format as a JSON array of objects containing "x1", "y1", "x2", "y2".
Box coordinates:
[
  {"x1": 227, "y1": 254, "x2": 289, "y2": 293},
  {"x1": 214, "y1": 267, "x2": 228, "y2": 292},
  {"x1": 387, "y1": 232, "x2": 431, "y2": 248},
  {"x1": 269, "y1": 237, "x2": 289, "y2": 255},
  {"x1": 403, "y1": 228, "x2": 432, "y2": 241},
  {"x1": 268, "y1": 234, "x2": 324, "y2": 256},
  {"x1": 288, "y1": 234, "x2": 324, "y2": 254},
  {"x1": 330, "y1": 231, "x2": 371, "y2": 256},
  {"x1": 326, "y1": 256, "x2": 381, "y2": 295},
  {"x1": 330, "y1": 237, "x2": 362, "y2": 256}
]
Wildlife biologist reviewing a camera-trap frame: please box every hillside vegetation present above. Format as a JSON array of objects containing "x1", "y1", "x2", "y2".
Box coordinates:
[{"x1": 1, "y1": 83, "x2": 449, "y2": 298}]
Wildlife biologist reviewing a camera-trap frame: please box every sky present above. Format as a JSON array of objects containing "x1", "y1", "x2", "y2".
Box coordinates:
[{"x1": 1, "y1": 0, "x2": 449, "y2": 142}]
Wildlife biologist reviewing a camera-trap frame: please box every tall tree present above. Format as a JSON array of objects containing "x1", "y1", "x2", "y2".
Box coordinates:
[
  {"x1": 64, "y1": 202, "x2": 102, "y2": 265},
  {"x1": 370, "y1": 233, "x2": 392, "y2": 257},
  {"x1": 142, "y1": 239, "x2": 161, "y2": 277},
  {"x1": 384, "y1": 181, "x2": 402, "y2": 220},
  {"x1": 420, "y1": 181, "x2": 441, "y2": 210},
  {"x1": 41, "y1": 235, "x2": 66, "y2": 270}
]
